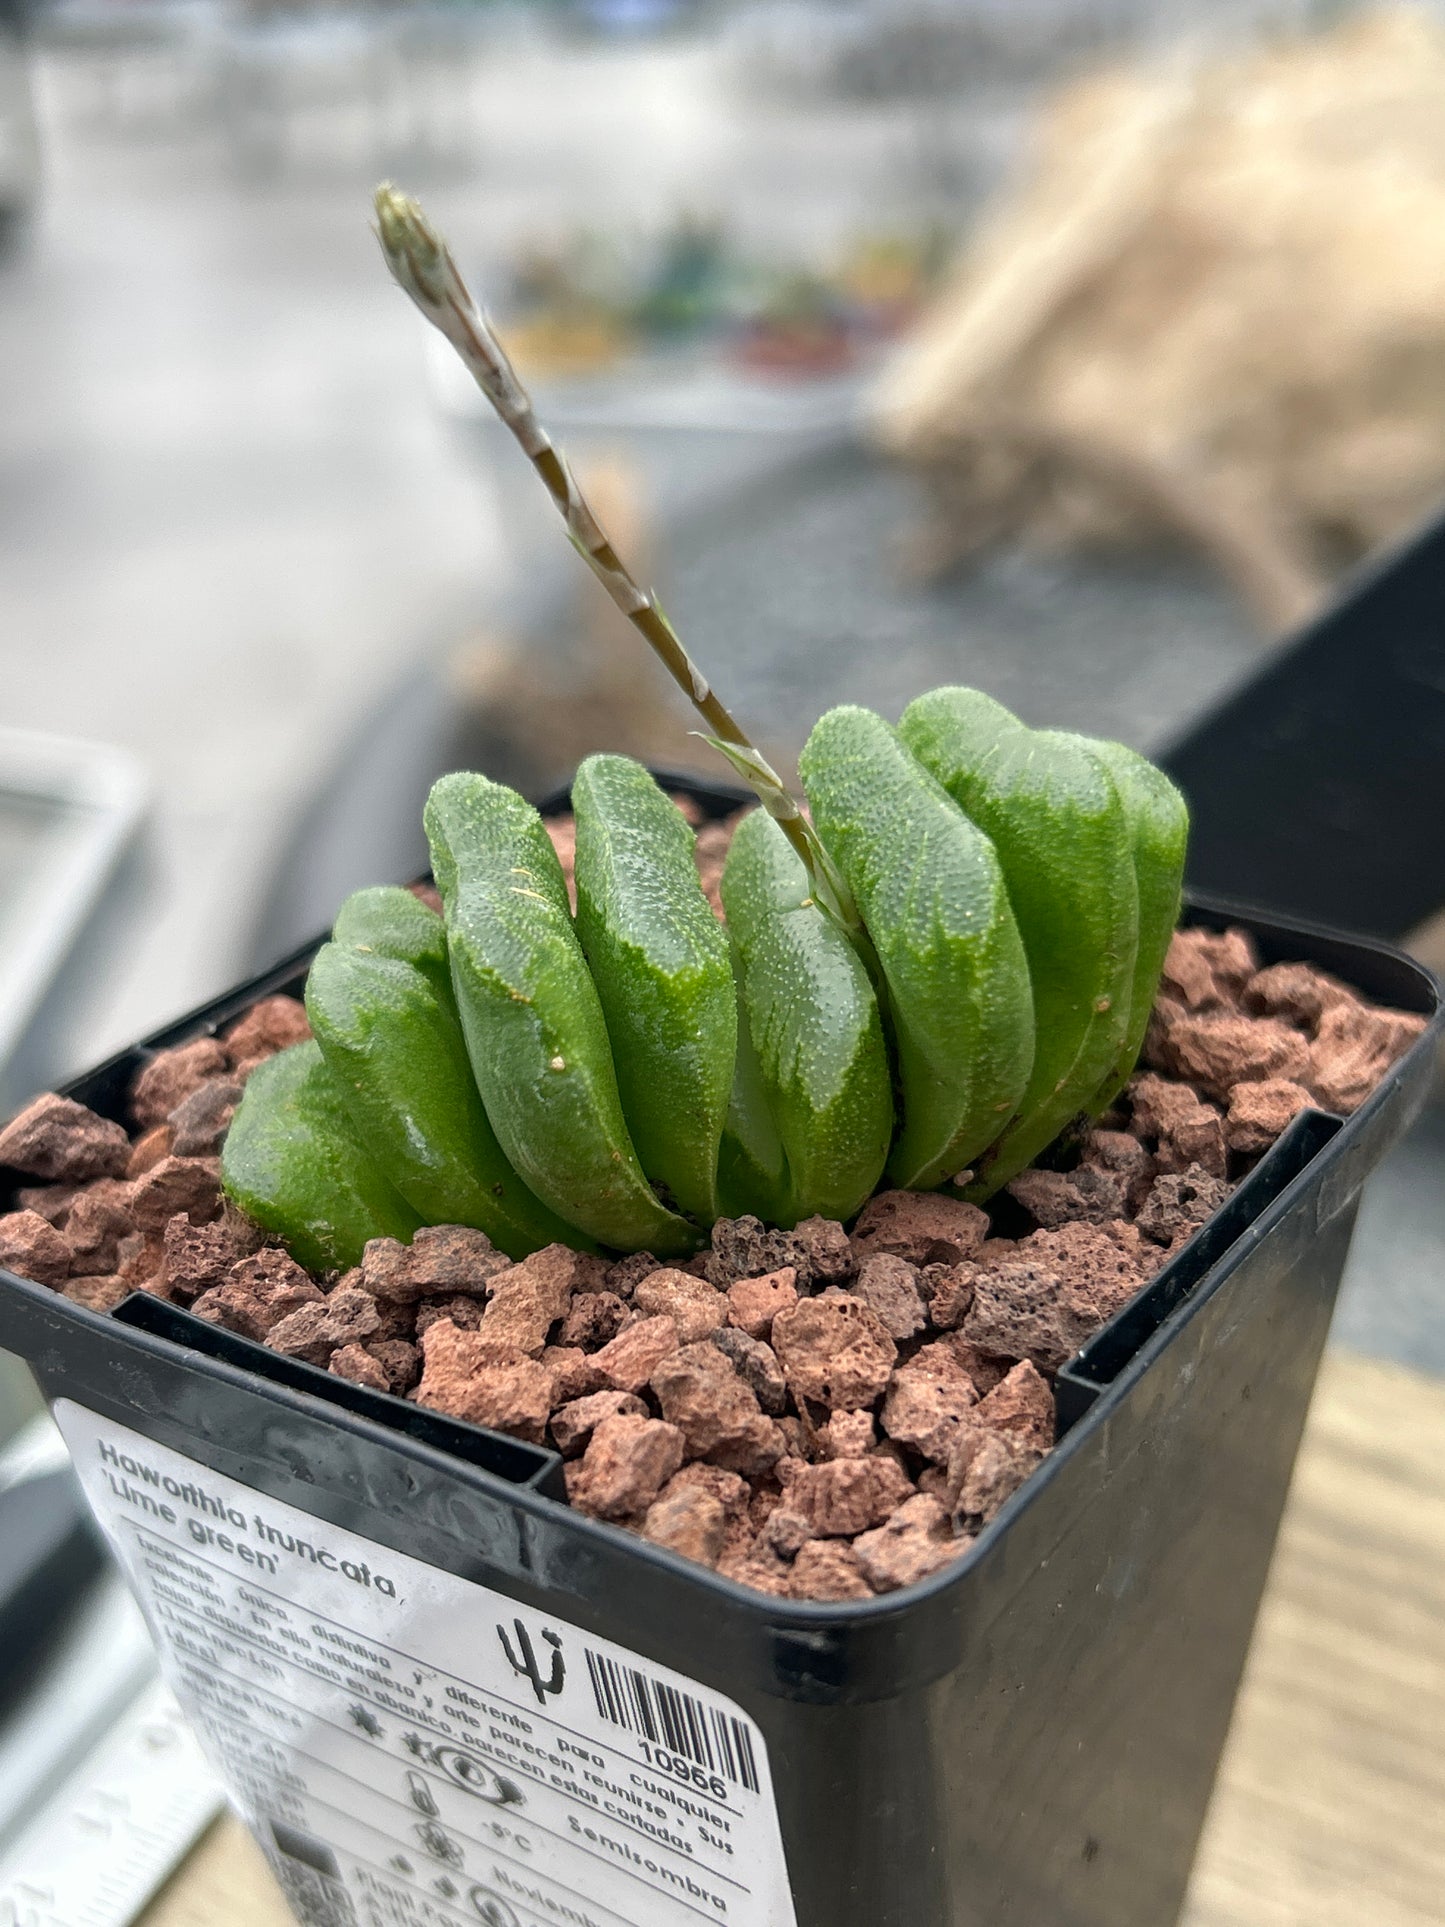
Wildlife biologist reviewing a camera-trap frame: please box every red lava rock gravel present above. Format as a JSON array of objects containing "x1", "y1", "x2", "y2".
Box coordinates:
[
  {"x1": 725, "y1": 1266, "x2": 798, "y2": 1338},
  {"x1": 0, "y1": 952, "x2": 1429, "y2": 1600},
  {"x1": 592, "y1": 1315, "x2": 680, "y2": 1393},
  {"x1": 130, "y1": 1040, "x2": 230, "y2": 1131},
  {"x1": 1005, "y1": 1164, "x2": 1127, "y2": 1228},
  {"x1": 126, "y1": 1127, "x2": 175, "y2": 1179},
  {"x1": 1309, "y1": 1002, "x2": 1426, "y2": 1113},
  {"x1": 1135, "y1": 1166, "x2": 1231, "y2": 1248},
  {"x1": 221, "y1": 996, "x2": 313, "y2": 1065},
  {"x1": 361, "y1": 1224, "x2": 510, "y2": 1301},
  {"x1": 880, "y1": 1343, "x2": 980, "y2": 1463},
  {"x1": 649, "y1": 1342, "x2": 784, "y2": 1475},
  {"x1": 127, "y1": 1157, "x2": 223, "y2": 1233},
  {"x1": 551, "y1": 1390, "x2": 649, "y2": 1458},
  {"x1": 1224, "y1": 1079, "x2": 1314, "y2": 1156},
  {"x1": 634, "y1": 1268, "x2": 727, "y2": 1343},
  {"x1": 0, "y1": 1093, "x2": 130, "y2": 1183},
  {"x1": 643, "y1": 1484, "x2": 729, "y2": 1567},
  {"x1": 852, "y1": 1253, "x2": 929, "y2": 1341},
  {"x1": 0, "y1": 1209, "x2": 73, "y2": 1287},
  {"x1": 191, "y1": 1247, "x2": 323, "y2": 1341},
  {"x1": 328, "y1": 1343, "x2": 391, "y2": 1393},
  {"x1": 414, "y1": 1320, "x2": 554, "y2": 1445},
  {"x1": 566, "y1": 1413, "x2": 685, "y2": 1521},
  {"x1": 851, "y1": 1189, "x2": 988, "y2": 1266},
  {"x1": 853, "y1": 1493, "x2": 962, "y2": 1593},
  {"x1": 771, "y1": 1293, "x2": 897, "y2": 1410},
  {"x1": 162, "y1": 1209, "x2": 263, "y2": 1302},
  {"x1": 709, "y1": 1327, "x2": 788, "y2": 1415}
]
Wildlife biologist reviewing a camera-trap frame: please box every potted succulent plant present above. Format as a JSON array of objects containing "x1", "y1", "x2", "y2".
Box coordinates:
[{"x1": 0, "y1": 190, "x2": 1436, "y2": 1927}]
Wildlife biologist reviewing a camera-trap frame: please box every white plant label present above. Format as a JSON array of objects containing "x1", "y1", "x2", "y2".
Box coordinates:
[{"x1": 55, "y1": 1403, "x2": 799, "y2": 1927}]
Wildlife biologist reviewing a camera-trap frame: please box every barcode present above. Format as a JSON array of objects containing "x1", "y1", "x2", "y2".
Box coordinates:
[
  {"x1": 585, "y1": 1650, "x2": 759, "y2": 1794},
  {"x1": 265, "y1": 1821, "x2": 359, "y2": 1927},
  {"x1": 265, "y1": 1853, "x2": 359, "y2": 1927}
]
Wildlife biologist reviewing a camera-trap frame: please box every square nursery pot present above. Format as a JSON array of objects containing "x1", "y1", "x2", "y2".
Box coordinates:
[{"x1": 0, "y1": 771, "x2": 1439, "y2": 1927}]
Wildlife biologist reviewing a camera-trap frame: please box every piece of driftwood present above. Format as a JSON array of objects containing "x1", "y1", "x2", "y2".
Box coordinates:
[{"x1": 875, "y1": 8, "x2": 1445, "y2": 634}]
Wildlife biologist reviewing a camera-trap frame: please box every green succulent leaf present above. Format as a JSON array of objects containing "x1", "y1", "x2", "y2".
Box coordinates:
[
  {"x1": 306, "y1": 886, "x2": 586, "y2": 1258},
  {"x1": 424, "y1": 771, "x2": 696, "y2": 1255},
  {"x1": 571, "y1": 756, "x2": 735, "y2": 1225},
  {"x1": 799, "y1": 705, "x2": 1035, "y2": 1191},
  {"x1": 719, "y1": 808, "x2": 892, "y2": 1224},
  {"x1": 220, "y1": 1039, "x2": 422, "y2": 1272},
  {"x1": 899, "y1": 689, "x2": 1139, "y2": 1194},
  {"x1": 716, "y1": 949, "x2": 793, "y2": 1225},
  {"x1": 1086, "y1": 741, "x2": 1190, "y2": 1112},
  {"x1": 331, "y1": 883, "x2": 450, "y2": 977}
]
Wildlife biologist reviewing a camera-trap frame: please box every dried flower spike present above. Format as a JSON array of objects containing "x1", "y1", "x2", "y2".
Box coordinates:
[{"x1": 372, "y1": 183, "x2": 859, "y2": 937}]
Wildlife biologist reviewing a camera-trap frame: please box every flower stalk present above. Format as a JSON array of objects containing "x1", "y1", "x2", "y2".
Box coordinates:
[{"x1": 372, "y1": 183, "x2": 861, "y2": 937}]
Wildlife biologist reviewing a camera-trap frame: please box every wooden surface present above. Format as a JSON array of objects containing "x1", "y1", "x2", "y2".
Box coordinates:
[
  {"x1": 135, "y1": 1349, "x2": 1445, "y2": 1927},
  {"x1": 1180, "y1": 1349, "x2": 1445, "y2": 1926},
  {"x1": 135, "y1": 1818, "x2": 293, "y2": 1927}
]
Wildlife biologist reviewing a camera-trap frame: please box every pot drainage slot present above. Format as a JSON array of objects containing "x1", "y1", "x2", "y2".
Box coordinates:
[
  {"x1": 113, "y1": 1293, "x2": 567, "y2": 1501},
  {"x1": 1055, "y1": 1108, "x2": 1342, "y2": 1433}
]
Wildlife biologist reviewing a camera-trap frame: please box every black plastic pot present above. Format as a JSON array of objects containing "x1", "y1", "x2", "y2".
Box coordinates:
[
  {"x1": 1159, "y1": 507, "x2": 1445, "y2": 942},
  {"x1": 0, "y1": 791, "x2": 1439, "y2": 1926}
]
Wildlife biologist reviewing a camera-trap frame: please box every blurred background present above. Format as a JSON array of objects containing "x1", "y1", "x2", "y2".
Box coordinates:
[
  {"x1": 2, "y1": 1, "x2": 1445, "y2": 1920},
  {"x1": 8, "y1": 0, "x2": 1445, "y2": 1072}
]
